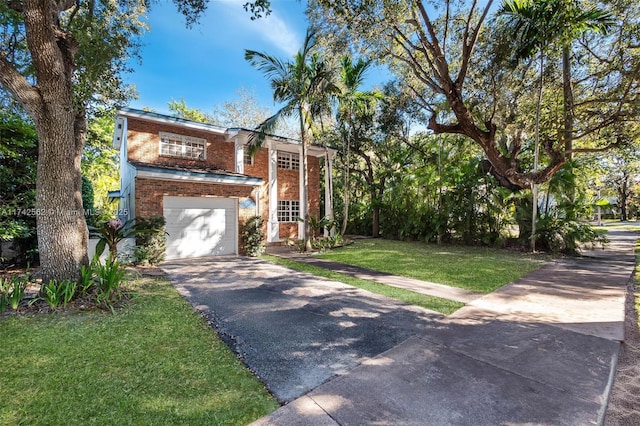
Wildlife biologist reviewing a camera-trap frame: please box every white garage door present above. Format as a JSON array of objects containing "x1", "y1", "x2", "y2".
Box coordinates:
[{"x1": 163, "y1": 196, "x2": 238, "y2": 259}]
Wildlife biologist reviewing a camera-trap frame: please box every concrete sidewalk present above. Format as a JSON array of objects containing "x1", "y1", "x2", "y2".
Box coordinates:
[
  {"x1": 254, "y1": 230, "x2": 636, "y2": 425},
  {"x1": 266, "y1": 246, "x2": 483, "y2": 303}
]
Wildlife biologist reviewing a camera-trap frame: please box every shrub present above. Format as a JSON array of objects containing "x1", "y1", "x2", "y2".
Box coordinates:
[
  {"x1": 37, "y1": 280, "x2": 77, "y2": 309},
  {"x1": 536, "y1": 216, "x2": 608, "y2": 254},
  {"x1": 133, "y1": 216, "x2": 166, "y2": 266},
  {"x1": 242, "y1": 216, "x2": 265, "y2": 257}
]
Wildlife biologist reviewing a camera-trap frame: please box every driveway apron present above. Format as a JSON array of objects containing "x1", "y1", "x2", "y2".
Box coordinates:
[
  {"x1": 163, "y1": 230, "x2": 635, "y2": 425},
  {"x1": 161, "y1": 257, "x2": 443, "y2": 403}
]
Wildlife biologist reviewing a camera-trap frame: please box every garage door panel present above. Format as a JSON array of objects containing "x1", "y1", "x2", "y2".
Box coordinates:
[{"x1": 163, "y1": 196, "x2": 237, "y2": 259}]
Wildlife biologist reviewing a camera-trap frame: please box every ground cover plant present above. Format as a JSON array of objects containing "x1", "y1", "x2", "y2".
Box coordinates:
[
  {"x1": 0, "y1": 277, "x2": 278, "y2": 425},
  {"x1": 318, "y1": 239, "x2": 546, "y2": 294},
  {"x1": 262, "y1": 254, "x2": 464, "y2": 315}
]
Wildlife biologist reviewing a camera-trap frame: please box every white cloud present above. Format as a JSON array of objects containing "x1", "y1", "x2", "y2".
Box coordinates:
[
  {"x1": 216, "y1": 0, "x2": 302, "y2": 56},
  {"x1": 257, "y1": 13, "x2": 301, "y2": 56}
]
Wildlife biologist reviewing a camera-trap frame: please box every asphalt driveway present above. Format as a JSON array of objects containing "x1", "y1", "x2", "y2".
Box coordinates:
[{"x1": 161, "y1": 257, "x2": 443, "y2": 403}]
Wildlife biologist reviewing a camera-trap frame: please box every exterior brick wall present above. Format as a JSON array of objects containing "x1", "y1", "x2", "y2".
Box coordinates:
[
  {"x1": 243, "y1": 148, "x2": 269, "y2": 180},
  {"x1": 134, "y1": 178, "x2": 260, "y2": 253},
  {"x1": 126, "y1": 115, "x2": 324, "y2": 245},
  {"x1": 277, "y1": 156, "x2": 321, "y2": 240},
  {"x1": 127, "y1": 118, "x2": 236, "y2": 171}
]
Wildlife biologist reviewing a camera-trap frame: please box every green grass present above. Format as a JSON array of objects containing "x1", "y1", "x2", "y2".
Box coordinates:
[
  {"x1": 0, "y1": 277, "x2": 278, "y2": 426},
  {"x1": 318, "y1": 239, "x2": 546, "y2": 294},
  {"x1": 262, "y1": 254, "x2": 464, "y2": 315},
  {"x1": 592, "y1": 220, "x2": 640, "y2": 233}
]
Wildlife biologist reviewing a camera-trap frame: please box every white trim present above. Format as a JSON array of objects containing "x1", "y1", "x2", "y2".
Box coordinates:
[
  {"x1": 298, "y1": 144, "x2": 305, "y2": 238},
  {"x1": 119, "y1": 109, "x2": 226, "y2": 135},
  {"x1": 235, "y1": 136, "x2": 244, "y2": 174},
  {"x1": 324, "y1": 152, "x2": 335, "y2": 237},
  {"x1": 136, "y1": 169, "x2": 261, "y2": 186},
  {"x1": 113, "y1": 116, "x2": 126, "y2": 149},
  {"x1": 159, "y1": 131, "x2": 207, "y2": 160},
  {"x1": 230, "y1": 129, "x2": 336, "y2": 158},
  {"x1": 268, "y1": 143, "x2": 279, "y2": 242}
]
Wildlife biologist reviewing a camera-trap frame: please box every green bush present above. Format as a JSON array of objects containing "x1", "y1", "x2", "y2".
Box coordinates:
[
  {"x1": 133, "y1": 216, "x2": 166, "y2": 265},
  {"x1": 242, "y1": 216, "x2": 265, "y2": 257},
  {"x1": 536, "y1": 216, "x2": 608, "y2": 254}
]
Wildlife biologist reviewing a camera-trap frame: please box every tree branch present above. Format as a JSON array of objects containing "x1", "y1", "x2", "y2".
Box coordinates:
[
  {"x1": 0, "y1": 53, "x2": 42, "y2": 117},
  {"x1": 415, "y1": 1, "x2": 453, "y2": 86},
  {"x1": 7, "y1": 1, "x2": 24, "y2": 12},
  {"x1": 456, "y1": 0, "x2": 493, "y2": 88},
  {"x1": 428, "y1": 114, "x2": 465, "y2": 135},
  {"x1": 567, "y1": 139, "x2": 624, "y2": 155},
  {"x1": 392, "y1": 24, "x2": 443, "y2": 88}
]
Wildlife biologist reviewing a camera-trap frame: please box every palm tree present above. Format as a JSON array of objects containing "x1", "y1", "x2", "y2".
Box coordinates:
[
  {"x1": 499, "y1": 0, "x2": 563, "y2": 252},
  {"x1": 335, "y1": 55, "x2": 382, "y2": 236},
  {"x1": 245, "y1": 29, "x2": 336, "y2": 250},
  {"x1": 556, "y1": 2, "x2": 613, "y2": 209},
  {"x1": 498, "y1": 0, "x2": 612, "y2": 251}
]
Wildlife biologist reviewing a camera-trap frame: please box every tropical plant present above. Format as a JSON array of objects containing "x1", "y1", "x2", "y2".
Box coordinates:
[
  {"x1": 37, "y1": 280, "x2": 77, "y2": 309},
  {"x1": 89, "y1": 218, "x2": 138, "y2": 263},
  {"x1": 334, "y1": 55, "x2": 383, "y2": 236},
  {"x1": 302, "y1": 215, "x2": 336, "y2": 243},
  {"x1": 535, "y1": 214, "x2": 608, "y2": 254},
  {"x1": 242, "y1": 216, "x2": 266, "y2": 257},
  {"x1": 79, "y1": 263, "x2": 96, "y2": 295},
  {"x1": 498, "y1": 0, "x2": 614, "y2": 250},
  {"x1": 1, "y1": 275, "x2": 28, "y2": 311},
  {"x1": 133, "y1": 216, "x2": 167, "y2": 266},
  {"x1": 0, "y1": 276, "x2": 10, "y2": 312},
  {"x1": 245, "y1": 28, "x2": 338, "y2": 251},
  {"x1": 94, "y1": 259, "x2": 127, "y2": 309}
]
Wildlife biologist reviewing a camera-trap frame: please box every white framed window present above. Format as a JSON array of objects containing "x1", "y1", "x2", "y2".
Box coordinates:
[
  {"x1": 159, "y1": 132, "x2": 206, "y2": 160},
  {"x1": 243, "y1": 151, "x2": 254, "y2": 165},
  {"x1": 277, "y1": 200, "x2": 300, "y2": 222},
  {"x1": 277, "y1": 151, "x2": 300, "y2": 170}
]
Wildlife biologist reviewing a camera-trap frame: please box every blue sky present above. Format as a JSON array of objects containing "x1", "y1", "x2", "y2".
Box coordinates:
[{"x1": 125, "y1": 0, "x2": 311, "y2": 115}]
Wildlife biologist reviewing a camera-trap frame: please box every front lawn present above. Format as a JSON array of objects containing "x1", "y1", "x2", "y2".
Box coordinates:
[
  {"x1": 319, "y1": 239, "x2": 546, "y2": 293},
  {"x1": 0, "y1": 276, "x2": 278, "y2": 425},
  {"x1": 263, "y1": 255, "x2": 464, "y2": 315}
]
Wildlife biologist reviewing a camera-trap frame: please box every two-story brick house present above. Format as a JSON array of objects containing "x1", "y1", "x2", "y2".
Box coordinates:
[{"x1": 111, "y1": 108, "x2": 336, "y2": 259}]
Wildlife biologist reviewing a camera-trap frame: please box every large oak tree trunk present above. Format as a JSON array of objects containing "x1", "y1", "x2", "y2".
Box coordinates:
[
  {"x1": 34, "y1": 109, "x2": 89, "y2": 283},
  {"x1": 0, "y1": 0, "x2": 90, "y2": 282}
]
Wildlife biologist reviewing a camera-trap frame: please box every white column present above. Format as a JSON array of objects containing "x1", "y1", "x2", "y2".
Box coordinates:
[
  {"x1": 268, "y1": 143, "x2": 279, "y2": 242},
  {"x1": 298, "y1": 145, "x2": 306, "y2": 239},
  {"x1": 324, "y1": 150, "x2": 335, "y2": 237},
  {"x1": 235, "y1": 137, "x2": 244, "y2": 174}
]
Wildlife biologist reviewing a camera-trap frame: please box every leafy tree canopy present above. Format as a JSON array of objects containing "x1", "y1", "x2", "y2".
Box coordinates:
[{"x1": 308, "y1": 0, "x2": 640, "y2": 190}]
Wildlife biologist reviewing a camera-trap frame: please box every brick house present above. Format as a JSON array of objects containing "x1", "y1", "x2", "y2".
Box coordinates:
[{"x1": 111, "y1": 108, "x2": 336, "y2": 259}]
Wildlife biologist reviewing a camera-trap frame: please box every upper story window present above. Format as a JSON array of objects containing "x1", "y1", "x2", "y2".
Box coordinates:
[
  {"x1": 159, "y1": 132, "x2": 206, "y2": 160},
  {"x1": 277, "y1": 151, "x2": 300, "y2": 170},
  {"x1": 243, "y1": 151, "x2": 254, "y2": 166}
]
